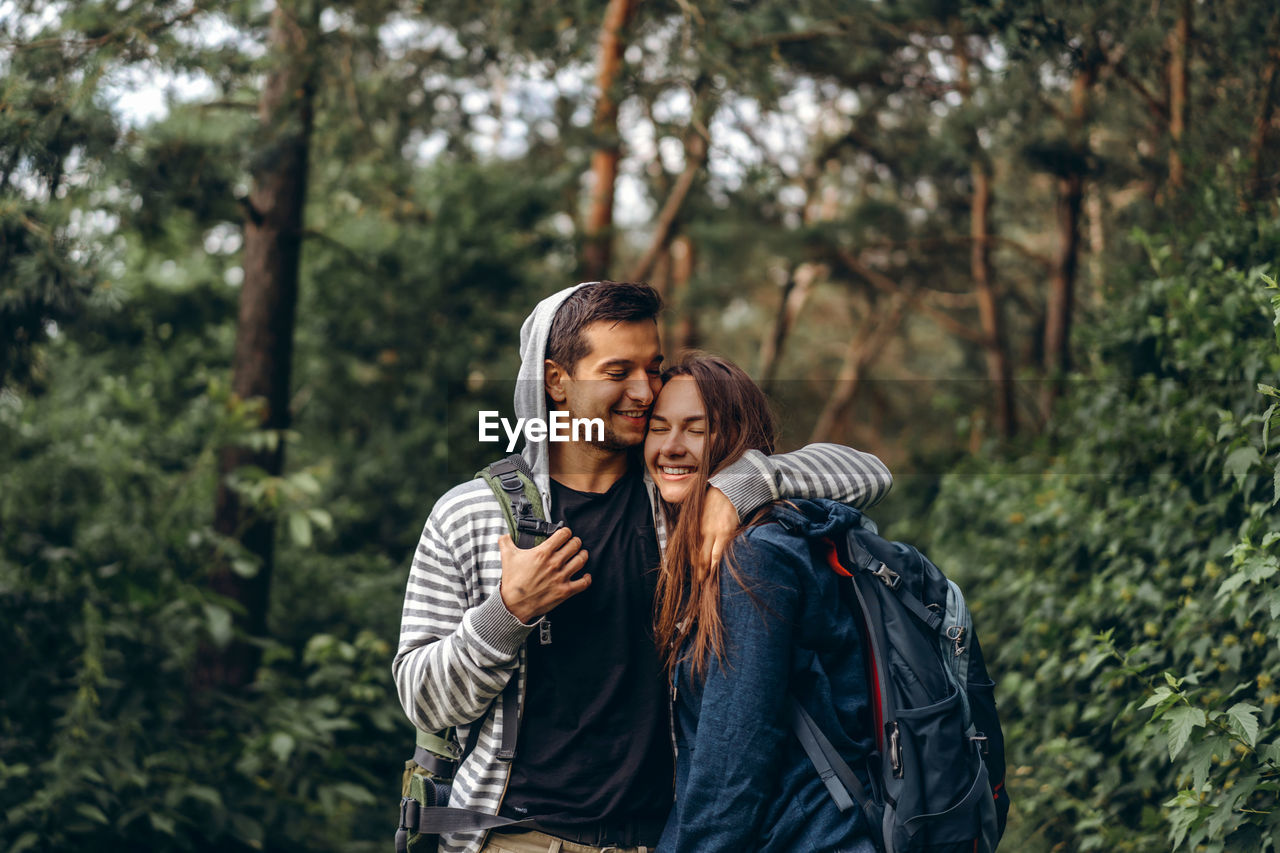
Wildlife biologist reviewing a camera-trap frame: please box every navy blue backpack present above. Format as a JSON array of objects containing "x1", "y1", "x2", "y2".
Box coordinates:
[{"x1": 781, "y1": 507, "x2": 1010, "y2": 853}]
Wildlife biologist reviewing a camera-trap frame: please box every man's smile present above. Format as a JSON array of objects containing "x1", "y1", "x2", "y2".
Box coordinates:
[{"x1": 614, "y1": 408, "x2": 649, "y2": 423}]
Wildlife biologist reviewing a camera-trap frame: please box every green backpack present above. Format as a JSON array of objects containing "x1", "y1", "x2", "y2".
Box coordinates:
[{"x1": 395, "y1": 454, "x2": 562, "y2": 853}]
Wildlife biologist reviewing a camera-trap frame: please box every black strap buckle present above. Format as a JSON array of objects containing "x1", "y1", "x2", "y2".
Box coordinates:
[
  {"x1": 516, "y1": 516, "x2": 563, "y2": 539},
  {"x1": 398, "y1": 796, "x2": 420, "y2": 832},
  {"x1": 869, "y1": 559, "x2": 901, "y2": 590}
]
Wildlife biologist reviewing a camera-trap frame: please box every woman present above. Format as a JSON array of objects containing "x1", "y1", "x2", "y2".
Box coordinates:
[{"x1": 646, "y1": 355, "x2": 877, "y2": 853}]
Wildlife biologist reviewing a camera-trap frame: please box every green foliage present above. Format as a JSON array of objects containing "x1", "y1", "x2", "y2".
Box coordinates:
[
  {"x1": 4, "y1": 0, "x2": 1280, "y2": 850},
  {"x1": 0, "y1": 261, "x2": 395, "y2": 850},
  {"x1": 0, "y1": 151, "x2": 570, "y2": 853},
  {"x1": 0, "y1": 25, "x2": 118, "y2": 388},
  {"x1": 901, "y1": 190, "x2": 1280, "y2": 851}
]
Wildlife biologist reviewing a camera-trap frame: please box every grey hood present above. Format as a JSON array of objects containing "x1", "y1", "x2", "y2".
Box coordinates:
[{"x1": 514, "y1": 282, "x2": 591, "y2": 496}]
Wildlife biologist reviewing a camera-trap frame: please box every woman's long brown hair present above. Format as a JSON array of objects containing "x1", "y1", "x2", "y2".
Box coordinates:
[{"x1": 652, "y1": 354, "x2": 778, "y2": 680}]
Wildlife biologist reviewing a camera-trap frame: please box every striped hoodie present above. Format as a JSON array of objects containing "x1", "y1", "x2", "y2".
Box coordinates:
[{"x1": 392, "y1": 283, "x2": 893, "y2": 853}]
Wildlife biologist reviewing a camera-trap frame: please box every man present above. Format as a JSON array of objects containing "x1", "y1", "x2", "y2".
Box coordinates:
[{"x1": 393, "y1": 281, "x2": 892, "y2": 853}]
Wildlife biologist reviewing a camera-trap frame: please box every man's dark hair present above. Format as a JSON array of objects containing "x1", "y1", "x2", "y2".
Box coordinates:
[{"x1": 546, "y1": 281, "x2": 663, "y2": 374}]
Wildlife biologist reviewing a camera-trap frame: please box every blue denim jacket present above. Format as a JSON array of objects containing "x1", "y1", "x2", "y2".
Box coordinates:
[{"x1": 658, "y1": 499, "x2": 877, "y2": 853}]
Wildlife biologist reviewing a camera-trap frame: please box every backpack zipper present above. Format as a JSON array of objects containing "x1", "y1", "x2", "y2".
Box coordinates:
[{"x1": 888, "y1": 722, "x2": 903, "y2": 778}]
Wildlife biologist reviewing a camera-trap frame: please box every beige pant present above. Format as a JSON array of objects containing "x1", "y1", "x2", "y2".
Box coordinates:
[{"x1": 481, "y1": 829, "x2": 652, "y2": 853}]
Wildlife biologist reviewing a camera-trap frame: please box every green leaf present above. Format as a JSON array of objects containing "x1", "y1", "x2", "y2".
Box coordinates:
[
  {"x1": 230, "y1": 814, "x2": 264, "y2": 846},
  {"x1": 1226, "y1": 703, "x2": 1261, "y2": 747},
  {"x1": 182, "y1": 784, "x2": 224, "y2": 810},
  {"x1": 292, "y1": 471, "x2": 321, "y2": 495},
  {"x1": 149, "y1": 812, "x2": 177, "y2": 836},
  {"x1": 203, "y1": 603, "x2": 233, "y2": 648},
  {"x1": 1225, "y1": 446, "x2": 1261, "y2": 488},
  {"x1": 330, "y1": 781, "x2": 377, "y2": 805},
  {"x1": 287, "y1": 511, "x2": 312, "y2": 547},
  {"x1": 230, "y1": 557, "x2": 258, "y2": 578},
  {"x1": 10, "y1": 832, "x2": 40, "y2": 853},
  {"x1": 1185, "y1": 737, "x2": 1220, "y2": 792},
  {"x1": 1165, "y1": 789, "x2": 1202, "y2": 808},
  {"x1": 1246, "y1": 555, "x2": 1280, "y2": 583},
  {"x1": 270, "y1": 732, "x2": 295, "y2": 762},
  {"x1": 1166, "y1": 706, "x2": 1207, "y2": 759},
  {"x1": 306, "y1": 507, "x2": 333, "y2": 532},
  {"x1": 1141, "y1": 685, "x2": 1175, "y2": 710},
  {"x1": 75, "y1": 803, "x2": 109, "y2": 824},
  {"x1": 1274, "y1": 463, "x2": 1280, "y2": 506},
  {"x1": 1216, "y1": 571, "x2": 1250, "y2": 598},
  {"x1": 1168, "y1": 802, "x2": 1199, "y2": 850}
]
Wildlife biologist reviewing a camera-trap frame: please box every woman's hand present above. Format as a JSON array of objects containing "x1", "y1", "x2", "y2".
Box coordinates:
[{"x1": 698, "y1": 486, "x2": 740, "y2": 572}]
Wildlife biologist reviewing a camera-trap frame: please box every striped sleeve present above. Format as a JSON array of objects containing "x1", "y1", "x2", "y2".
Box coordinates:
[
  {"x1": 391, "y1": 485, "x2": 535, "y2": 733},
  {"x1": 709, "y1": 443, "x2": 893, "y2": 521}
]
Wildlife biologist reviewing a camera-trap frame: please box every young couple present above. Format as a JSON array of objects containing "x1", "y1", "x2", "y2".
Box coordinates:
[{"x1": 394, "y1": 281, "x2": 890, "y2": 853}]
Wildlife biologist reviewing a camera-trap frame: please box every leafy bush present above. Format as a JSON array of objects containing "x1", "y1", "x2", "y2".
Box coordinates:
[
  {"x1": 903, "y1": 189, "x2": 1280, "y2": 851},
  {"x1": 0, "y1": 297, "x2": 396, "y2": 852},
  {"x1": 0, "y1": 152, "x2": 569, "y2": 852}
]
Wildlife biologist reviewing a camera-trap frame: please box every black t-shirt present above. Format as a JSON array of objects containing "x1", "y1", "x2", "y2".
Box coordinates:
[{"x1": 499, "y1": 464, "x2": 674, "y2": 837}]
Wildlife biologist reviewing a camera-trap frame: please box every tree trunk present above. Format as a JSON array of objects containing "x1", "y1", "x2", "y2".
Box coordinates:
[
  {"x1": 1250, "y1": 49, "x2": 1280, "y2": 201},
  {"x1": 651, "y1": 244, "x2": 672, "y2": 350},
  {"x1": 1085, "y1": 151, "x2": 1106, "y2": 310},
  {"x1": 628, "y1": 93, "x2": 711, "y2": 282},
  {"x1": 758, "y1": 264, "x2": 815, "y2": 392},
  {"x1": 581, "y1": 0, "x2": 636, "y2": 282},
  {"x1": 1167, "y1": 0, "x2": 1191, "y2": 188},
  {"x1": 1041, "y1": 62, "x2": 1095, "y2": 418},
  {"x1": 970, "y1": 160, "x2": 1015, "y2": 438},
  {"x1": 809, "y1": 289, "x2": 909, "y2": 445},
  {"x1": 956, "y1": 33, "x2": 1015, "y2": 439},
  {"x1": 1041, "y1": 170, "x2": 1085, "y2": 417},
  {"x1": 668, "y1": 234, "x2": 698, "y2": 353},
  {"x1": 199, "y1": 1, "x2": 315, "y2": 692}
]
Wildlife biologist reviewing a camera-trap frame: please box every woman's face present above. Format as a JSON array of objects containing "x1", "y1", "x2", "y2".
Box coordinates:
[{"x1": 645, "y1": 375, "x2": 707, "y2": 505}]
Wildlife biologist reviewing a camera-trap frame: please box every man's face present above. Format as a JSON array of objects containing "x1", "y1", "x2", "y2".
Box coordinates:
[{"x1": 547, "y1": 319, "x2": 663, "y2": 451}]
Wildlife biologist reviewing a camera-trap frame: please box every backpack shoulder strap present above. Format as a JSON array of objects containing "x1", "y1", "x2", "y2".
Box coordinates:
[
  {"x1": 398, "y1": 801, "x2": 540, "y2": 840},
  {"x1": 789, "y1": 698, "x2": 871, "y2": 815},
  {"x1": 476, "y1": 454, "x2": 561, "y2": 548},
  {"x1": 406, "y1": 456, "x2": 544, "y2": 778},
  {"x1": 468, "y1": 454, "x2": 562, "y2": 762},
  {"x1": 844, "y1": 529, "x2": 944, "y2": 633},
  {"x1": 397, "y1": 459, "x2": 552, "y2": 853},
  {"x1": 413, "y1": 728, "x2": 460, "y2": 778}
]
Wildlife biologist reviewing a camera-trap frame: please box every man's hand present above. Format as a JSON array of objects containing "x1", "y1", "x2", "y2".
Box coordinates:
[
  {"x1": 498, "y1": 527, "x2": 591, "y2": 624},
  {"x1": 698, "y1": 486, "x2": 741, "y2": 574}
]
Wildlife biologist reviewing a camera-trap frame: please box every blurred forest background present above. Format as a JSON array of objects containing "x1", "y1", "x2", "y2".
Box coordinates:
[{"x1": 2, "y1": 0, "x2": 1279, "y2": 850}]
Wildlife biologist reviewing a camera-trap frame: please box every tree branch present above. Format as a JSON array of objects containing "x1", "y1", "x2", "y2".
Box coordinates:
[
  {"x1": 627, "y1": 128, "x2": 708, "y2": 282},
  {"x1": 1108, "y1": 53, "x2": 1169, "y2": 124},
  {"x1": 809, "y1": 285, "x2": 911, "y2": 444},
  {"x1": 6, "y1": 3, "x2": 207, "y2": 55},
  {"x1": 628, "y1": 80, "x2": 714, "y2": 282},
  {"x1": 835, "y1": 248, "x2": 986, "y2": 344}
]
